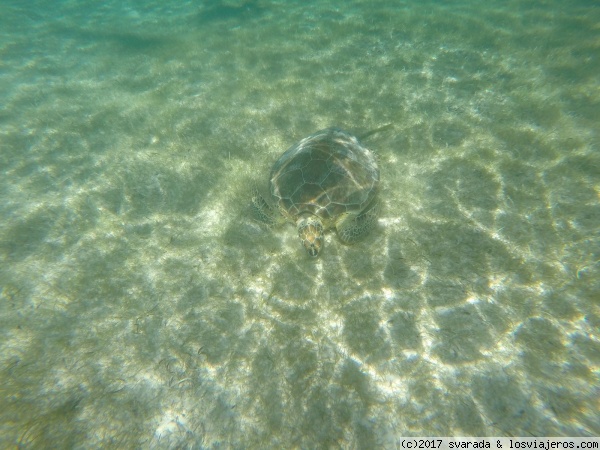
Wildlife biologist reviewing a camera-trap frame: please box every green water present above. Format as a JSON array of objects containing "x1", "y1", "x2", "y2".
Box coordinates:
[{"x1": 0, "y1": 0, "x2": 598, "y2": 447}]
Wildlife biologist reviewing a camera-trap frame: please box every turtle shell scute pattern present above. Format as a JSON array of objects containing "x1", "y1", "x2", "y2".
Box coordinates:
[{"x1": 269, "y1": 128, "x2": 379, "y2": 223}]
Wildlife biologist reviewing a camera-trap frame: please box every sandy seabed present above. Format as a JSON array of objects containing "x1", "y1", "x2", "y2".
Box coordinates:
[{"x1": 0, "y1": 0, "x2": 598, "y2": 447}]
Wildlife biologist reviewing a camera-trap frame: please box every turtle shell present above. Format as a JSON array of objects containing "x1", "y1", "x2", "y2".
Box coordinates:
[{"x1": 270, "y1": 128, "x2": 379, "y2": 224}]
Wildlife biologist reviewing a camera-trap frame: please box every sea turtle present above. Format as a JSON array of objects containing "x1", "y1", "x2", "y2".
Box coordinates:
[{"x1": 252, "y1": 127, "x2": 380, "y2": 257}]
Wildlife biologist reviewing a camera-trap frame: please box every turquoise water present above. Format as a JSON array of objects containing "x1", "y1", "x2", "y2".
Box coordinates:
[{"x1": 1, "y1": 0, "x2": 598, "y2": 447}]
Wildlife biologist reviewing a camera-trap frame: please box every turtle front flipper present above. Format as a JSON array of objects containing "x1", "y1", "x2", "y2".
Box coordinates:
[
  {"x1": 251, "y1": 188, "x2": 276, "y2": 226},
  {"x1": 336, "y1": 201, "x2": 380, "y2": 244}
]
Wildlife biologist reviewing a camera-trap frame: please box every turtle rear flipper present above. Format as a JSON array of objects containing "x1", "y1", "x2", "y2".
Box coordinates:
[
  {"x1": 251, "y1": 188, "x2": 277, "y2": 226},
  {"x1": 336, "y1": 200, "x2": 380, "y2": 244}
]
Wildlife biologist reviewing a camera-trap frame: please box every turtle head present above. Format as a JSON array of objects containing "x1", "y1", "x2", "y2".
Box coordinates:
[{"x1": 297, "y1": 215, "x2": 324, "y2": 257}]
